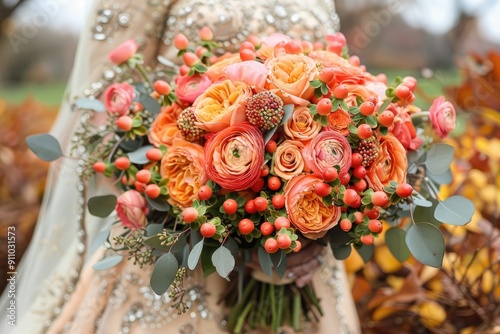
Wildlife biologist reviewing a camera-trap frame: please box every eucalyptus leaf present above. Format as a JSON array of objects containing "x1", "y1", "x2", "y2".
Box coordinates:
[
  {"x1": 143, "y1": 235, "x2": 169, "y2": 251},
  {"x1": 413, "y1": 198, "x2": 441, "y2": 227},
  {"x1": 92, "y1": 254, "x2": 123, "y2": 271},
  {"x1": 385, "y1": 227, "x2": 411, "y2": 262},
  {"x1": 119, "y1": 136, "x2": 143, "y2": 152},
  {"x1": 435, "y1": 196, "x2": 474, "y2": 226},
  {"x1": 412, "y1": 191, "x2": 433, "y2": 208},
  {"x1": 89, "y1": 229, "x2": 110, "y2": 255},
  {"x1": 188, "y1": 239, "x2": 204, "y2": 270},
  {"x1": 424, "y1": 143, "x2": 455, "y2": 175},
  {"x1": 427, "y1": 168, "x2": 453, "y2": 185},
  {"x1": 258, "y1": 246, "x2": 273, "y2": 276},
  {"x1": 171, "y1": 233, "x2": 187, "y2": 254},
  {"x1": 224, "y1": 237, "x2": 239, "y2": 259},
  {"x1": 356, "y1": 244, "x2": 374, "y2": 263},
  {"x1": 146, "y1": 224, "x2": 164, "y2": 237},
  {"x1": 405, "y1": 222, "x2": 444, "y2": 268},
  {"x1": 279, "y1": 104, "x2": 295, "y2": 126},
  {"x1": 74, "y1": 97, "x2": 106, "y2": 112},
  {"x1": 270, "y1": 250, "x2": 287, "y2": 278},
  {"x1": 331, "y1": 244, "x2": 352, "y2": 260},
  {"x1": 212, "y1": 246, "x2": 235, "y2": 278},
  {"x1": 26, "y1": 134, "x2": 63, "y2": 161},
  {"x1": 146, "y1": 196, "x2": 171, "y2": 212},
  {"x1": 150, "y1": 252, "x2": 179, "y2": 295},
  {"x1": 128, "y1": 145, "x2": 154, "y2": 164},
  {"x1": 140, "y1": 94, "x2": 161, "y2": 115},
  {"x1": 88, "y1": 195, "x2": 117, "y2": 217}
]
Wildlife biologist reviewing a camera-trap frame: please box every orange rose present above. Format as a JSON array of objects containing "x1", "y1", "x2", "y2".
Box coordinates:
[
  {"x1": 148, "y1": 104, "x2": 183, "y2": 147},
  {"x1": 265, "y1": 54, "x2": 319, "y2": 106},
  {"x1": 284, "y1": 106, "x2": 322, "y2": 143},
  {"x1": 327, "y1": 108, "x2": 351, "y2": 136},
  {"x1": 284, "y1": 174, "x2": 341, "y2": 240},
  {"x1": 160, "y1": 139, "x2": 207, "y2": 208},
  {"x1": 273, "y1": 140, "x2": 305, "y2": 180},
  {"x1": 193, "y1": 79, "x2": 252, "y2": 132},
  {"x1": 309, "y1": 51, "x2": 365, "y2": 84},
  {"x1": 206, "y1": 53, "x2": 241, "y2": 82},
  {"x1": 204, "y1": 122, "x2": 264, "y2": 191},
  {"x1": 366, "y1": 133, "x2": 408, "y2": 191}
]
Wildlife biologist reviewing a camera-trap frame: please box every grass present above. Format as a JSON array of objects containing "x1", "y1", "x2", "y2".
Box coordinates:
[{"x1": 0, "y1": 82, "x2": 66, "y2": 105}]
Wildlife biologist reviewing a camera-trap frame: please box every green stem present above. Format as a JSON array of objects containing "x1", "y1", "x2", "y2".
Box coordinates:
[
  {"x1": 276, "y1": 285, "x2": 284, "y2": 330},
  {"x1": 228, "y1": 277, "x2": 257, "y2": 330},
  {"x1": 292, "y1": 289, "x2": 301, "y2": 331},
  {"x1": 234, "y1": 301, "x2": 254, "y2": 334},
  {"x1": 135, "y1": 63, "x2": 152, "y2": 89},
  {"x1": 270, "y1": 284, "x2": 277, "y2": 331},
  {"x1": 411, "y1": 110, "x2": 430, "y2": 120}
]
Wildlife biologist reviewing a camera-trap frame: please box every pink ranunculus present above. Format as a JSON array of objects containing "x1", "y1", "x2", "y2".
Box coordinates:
[
  {"x1": 103, "y1": 83, "x2": 135, "y2": 116},
  {"x1": 116, "y1": 190, "x2": 148, "y2": 230},
  {"x1": 108, "y1": 39, "x2": 138, "y2": 65},
  {"x1": 175, "y1": 74, "x2": 213, "y2": 106},
  {"x1": 261, "y1": 33, "x2": 291, "y2": 47},
  {"x1": 225, "y1": 61, "x2": 268, "y2": 88},
  {"x1": 391, "y1": 110, "x2": 423, "y2": 151},
  {"x1": 429, "y1": 96, "x2": 456, "y2": 138}
]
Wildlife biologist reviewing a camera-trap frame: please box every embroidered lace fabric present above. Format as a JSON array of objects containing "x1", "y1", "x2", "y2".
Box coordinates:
[{"x1": 0, "y1": 1, "x2": 360, "y2": 333}]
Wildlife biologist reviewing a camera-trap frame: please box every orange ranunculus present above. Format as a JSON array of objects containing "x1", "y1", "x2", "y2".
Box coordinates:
[
  {"x1": 308, "y1": 50, "x2": 365, "y2": 84},
  {"x1": 284, "y1": 174, "x2": 341, "y2": 240},
  {"x1": 327, "y1": 108, "x2": 351, "y2": 136},
  {"x1": 367, "y1": 133, "x2": 408, "y2": 191},
  {"x1": 265, "y1": 54, "x2": 319, "y2": 106},
  {"x1": 284, "y1": 106, "x2": 322, "y2": 143},
  {"x1": 206, "y1": 53, "x2": 241, "y2": 82},
  {"x1": 274, "y1": 140, "x2": 305, "y2": 180},
  {"x1": 160, "y1": 139, "x2": 207, "y2": 208},
  {"x1": 302, "y1": 130, "x2": 352, "y2": 177},
  {"x1": 148, "y1": 104, "x2": 183, "y2": 147},
  {"x1": 193, "y1": 79, "x2": 252, "y2": 132},
  {"x1": 204, "y1": 122, "x2": 264, "y2": 191}
]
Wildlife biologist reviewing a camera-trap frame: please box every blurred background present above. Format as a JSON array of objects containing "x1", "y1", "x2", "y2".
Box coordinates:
[{"x1": 0, "y1": 0, "x2": 499, "y2": 333}]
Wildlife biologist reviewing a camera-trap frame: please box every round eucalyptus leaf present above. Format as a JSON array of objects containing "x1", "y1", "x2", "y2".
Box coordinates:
[
  {"x1": 258, "y1": 246, "x2": 273, "y2": 277},
  {"x1": 150, "y1": 252, "x2": 179, "y2": 295},
  {"x1": 331, "y1": 244, "x2": 352, "y2": 260},
  {"x1": 92, "y1": 254, "x2": 123, "y2": 271},
  {"x1": 188, "y1": 239, "x2": 204, "y2": 270},
  {"x1": 74, "y1": 97, "x2": 106, "y2": 112},
  {"x1": 88, "y1": 195, "x2": 117, "y2": 218},
  {"x1": 212, "y1": 246, "x2": 235, "y2": 278},
  {"x1": 435, "y1": 196, "x2": 475, "y2": 226},
  {"x1": 26, "y1": 134, "x2": 63, "y2": 161},
  {"x1": 128, "y1": 145, "x2": 154, "y2": 164},
  {"x1": 424, "y1": 143, "x2": 454, "y2": 176},
  {"x1": 385, "y1": 227, "x2": 411, "y2": 262},
  {"x1": 356, "y1": 244, "x2": 374, "y2": 263},
  {"x1": 406, "y1": 223, "x2": 444, "y2": 268}
]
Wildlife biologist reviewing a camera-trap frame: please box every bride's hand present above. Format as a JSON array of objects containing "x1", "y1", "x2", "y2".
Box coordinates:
[{"x1": 284, "y1": 238, "x2": 325, "y2": 287}]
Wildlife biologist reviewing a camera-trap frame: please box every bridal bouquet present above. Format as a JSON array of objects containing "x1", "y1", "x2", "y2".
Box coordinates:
[{"x1": 27, "y1": 28, "x2": 474, "y2": 332}]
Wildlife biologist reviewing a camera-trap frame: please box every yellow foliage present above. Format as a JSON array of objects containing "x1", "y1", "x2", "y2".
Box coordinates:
[
  {"x1": 371, "y1": 306, "x2": 399, "y2": 321},
  {"x1": 417, "y1": 301, "x2": 447, "y2": 328},
  {"x1": 374, "y1": 245, "x2": 403, "y2": 273}
]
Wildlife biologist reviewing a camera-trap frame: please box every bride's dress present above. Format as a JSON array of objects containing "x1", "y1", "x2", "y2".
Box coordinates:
[{"x1": 0, "y1": 1, "x2": 360, "y2": 333}]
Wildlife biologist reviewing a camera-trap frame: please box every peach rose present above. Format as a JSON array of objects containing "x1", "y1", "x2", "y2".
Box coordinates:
[
  {"x1": 206, "y1": 53, "x2": 241, "y2": 82},
  {"x1": 193, "y1": 79, "x2": 252, "y2": 132},
  {"x1": 225, "y1": 61, "x2": 268, "y2": 88},
  {"x1": 175, "y1": 74, "x2": 213, "y2": 106},
  {"x1": 204, "y1": 122, "x2": 264, "y2": 191},
  {"x1": 148, "y1": 104, "x2": 183, "y2": 147},
  {"x1": 284, "y1": 106, "x2": 322, "y2": 143},
  {"x1": 116, "y1": 190, "x2": 147, "y2": 230},
  {"x1": 103, "y1": 83, "x2": 135, "y2": 116},
  {"x1": 367, "y1": 133, "x2": 408, "y2": 191},
  {"x1": 302, "y1": 130, "x2": 352, "y2": 177},
  {"x1": 160, "y1": 139, "x2": 207, "y2": 208},
  {"x1": 308, "y1": 51, "x2": 365, "y2": 84},
  {"x1": 284, "y1": 174, "x2": 341, "y2": 240},
  {"x1": 327, "y1": 108, "x2": 351, "y2": 136},
  {"x1": 429, "y1": 96, "x2": 456, "y2": 138},
  {"x1": 108, "y1": 39, "x2": 138, "y2": 65},
  {"x1": 274, "y1": 140, "x2": 305, "y2": 180},
  {"x1": 265, "y1": 54, "x2": 319, "y2": 105}
]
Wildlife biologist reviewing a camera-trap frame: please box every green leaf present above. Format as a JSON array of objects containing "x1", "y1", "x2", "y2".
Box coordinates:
[
  {"x1": 356, "y1": 245, "x2": 374, "y2": 263},
  {"x1": 435, "y1": 196, "x2": 475, "y2": 226},
  {"x1": 74, "y1": 97, "x2": 106, "y2": 112},
  {"x1": 385, "y1": 227, "x2": 411, "y2": 262},
  {"x1": 377, "y1": 98, "x2": 392, "y2": 113},
  {"x1": 92, "y1": 254, "x2": 123, "y2": 271},
  {"x1": 150, "y1": 252, "x2": 179, "y2": 295},
  {"x1": 258, "y1": 246, "x2": 273, "y2": 276},
  {"x1": 414, "y1": 198, "x2": 441, "y2": 227},
  {"x1": 332, "y1": 99, "x2": 340, "y2": 111},
  {"x1": 365, "y1": 115, "x2": 378, "y2": 128},
  {"x1": 405, "y1": 223, "x2": 444, "y2": 268},
  {"x1": 146, "y1": 224, "x2": 164, "y2": 236},
  {"x1": 26, "y1": 134, "x2": 63, "y2": 161},
  {"x1": 88, "y1": 195, "x2": 117, "y2": 218},
  {"x1": 188, "y1": 239, "x2": 204, "y2": 270},
  {"x1": 212, "y1": 246, "x2": 235, "y2": 278},
  {"x1": 427, "y1": 168, "x2": 453, "y2": 185},
  {"x1": 270, "y1": 250, "x2": 287, "y2": 278},
  {"x1": 424, "y1": 143, "x2": 455, "y2": 176},
  {"x1": 280, "y1": 104, "x2": 295, "y2": 126},
  {"x1": 128, "y1": 145, "x2": 154, "y2": 164},
  {"x1": 412, "y1": 191, "x2": 433, "y2": 207},
  {"x1": 146, "y1": 196, "x2": 171, "y2": 212},
  {"x1": 332, "y1": 244, "x2": 352, "y2": 260},
  {"x1": 140, "y1": 94, "x2": 161, "y2": 115},
  {"x1": 90, "y1": 229, "x2": 110, "y2": 255}
]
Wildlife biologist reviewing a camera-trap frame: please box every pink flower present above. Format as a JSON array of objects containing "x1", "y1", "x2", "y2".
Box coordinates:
[
  {"x1": 116, "y1": 190, "x2": 148, "y2": 230},
  {"x1": 103, "y1": 83, "x2": 135, "y2": 116},
  {"x1": 108, "y1": 39, "x2": 138, "y2": 65},
  {"x1": 175, "y1": 74, "x2": 212, "y2": 106},
  {"x1": 391, "y1": 111, "x2": 423, "y2": 151},
  {"x1": 225, "y1": 61, "x2": 268, "y2": 87},
  {"x1": 261, "y1": 33, "x2": 291, "y2": 47},
  {"x1": 429, "y1": 96, "x2": 456, "y2": 138}
]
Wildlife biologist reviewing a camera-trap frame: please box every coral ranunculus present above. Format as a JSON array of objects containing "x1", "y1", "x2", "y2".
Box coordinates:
[
  {"x1": 284, "y1": 174, "x2": 341, "y2": 240},
  {"x1": 103, "y1": 83, "x2": 135, "y2": 116},
  {"x1": 367, "y1": 133, "x2": 408, "y2": 191},
  {"x1": 175, "y1": 74, "x2": 213, "y2": 106},
  {"x1": 284, "y1": 106, "x2": 322, "y2": 143},
  {"x1": 204, "y1": 122, "x2": 264, "y2": 191},
  {"x1": 429, "y1": 96, "x2": 456, "y2": 138},
  {"x1": 148, "y1": 104, "x2": 183, "y2": 147},
  {"x1": 108, "y1": 39, "x2": 138, "y2": 65},
  {"x1": 116, "y1": 190, "x2": 148, "y2": 230},
  {"x1": 308, "y1": 50, "x2": 365, "y2": 84},
  {"x1": 160, "y1": 139, "x2": 207, "y2": 208},
  {"x1": 273, "y1": 140, "x2": 305, "y2": 180},
  {"x1": 302, "y1": 130, "x2": 352, "y2": 177},
  {"x1": 327, "y1": 108, "x2": 351, "y2": 135},
  {"x1": 194, "y1": 79, "x2": 252, "y2": 132}
]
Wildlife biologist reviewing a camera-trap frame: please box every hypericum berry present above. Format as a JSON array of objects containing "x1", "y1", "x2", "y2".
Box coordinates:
[
  {"x1": 274, "y1": 217, "x2": 291, "y2": 230},
  {"x1": 260, "y1": 222, "x2": 275, "y2": 236},
  {"x1": 339, "y1": 173, "x2": 351, "y2": 185},
  {"x1": 240, "y1": 49, "x2": 256, "y2": 61},
  {"x1": 199, "y1": 26, "x2": 213, "y2": 41},
  {"x1": 267, "y1": 176, "x2": 282, "y2": 191},
  {"x1": 117, "y1": 116, "x2": 133, "y2": 131},
  {"x1": 254, "y1": 197, "x2": 269, "y2": 212},
  {"x1": 301, "y1": 40, "x2": 313, "y2": 54},
  {"x1": 198, "y1": 185, "x2": 213, "y2": 200},
  {"x1": 248, "y1": 35, "x2": 261, "y2": 47},
  {"x1": 354, "y1": 179, "x2": 367, "y2": 192},
  {"x1": 265, "y1": 140, "x2": 277, "y2": 153},
  {"x1": 357, "y1": 136, "x2": 379, "y2": 167},
  {"x1": 378, "y1": 110, "x2": 395, "y2": 127},
  {"x1": 177, "y1": 107, "x2": 207, "y2": 142},
  {"x1": 349, "y1": 55, "x2": 360, "y2": 66},
  {"x1": 135, "y1": 169, "x2": 152, "y2": 184},
  {"x1": 319, "y1": 67, "x2": 336, "y2": 84},
  {"x1": 327, "y1": 41, "x2": 343, "y2": 55},
  {"x1": 314, "y1": 182, "x2": 331, "y2": 197},
  {"x1": 200, "y1": 223, "x2": 216, "y2": 238},
  {"x1": 264, "y1": 238, "x2": 279, "y2": 253},
  {"x1": 93, "y1": 161, "x2": 106, "y2": 173},
  {"x1": 322, "y1": 166, "x2": 338, "y2": 182},
  {"x1": 238, "y1": 218, "x2": 255, "y2": 235},
  {"x1": 360, "y1": 234, "x2": 375, "y2": 245},
  {"x1": 114, "y1": 157, "x2": 131, "y2": 170},
  {"x1": 245, "y1": 91, "x2": 285, "y2": 131},
  {"x1": 153, "y1": 80, "x2": 171, "y2": 95},
  {"x1": 292, "y1": 240, "x2": 302, "y2": 252},
  {"x1": 222, "y1": 199, "x2": 238, "y2": 215},
  {"x1": 135, "y1": 181, "x2": 145, "y2": 193},
  {"x1": 357, "y1": 124, "x2": 373, "y2": 140},
  {"x1": 395, "y1": 85, "x2": 412, "y2": 100},
  {"x1": 261, "y1": 164, "x2": 270, "y2": 177},
  {"x1": 343, "y1": 189, "x2": 361, "y2": 208},
  {"x1": 195, "y1": 46, "x2": 208, "y2": 58},
  {"x1": 316, "y1": 98, "x2": 332, "y2": 116},
  {"x1": 250, "y1": 178, "x2": 265, "y2": 192},
  {"x1": 174, "y1": 33, "x2": 189, "y2": 50},
  {"x1": 271, "y1": 194, "x2": 285, "y2": 209},
  {"x1": 239, "y1": 41, "x2": 256, "y2": 52},
  {"x1": 182, "y1": 207, "x2": 198, "y2": 223},
  {"x1": 396, "y1": 183, "x2": 413, "y2": 198},
  {"x1": 371, "y1": 191, "x2": 389, "y2": 207},
  {"x1": 351, "y1": 153, "x2": 363, "y2": 167},
  {"x1": 353, "y1": 211, "x2": 365, "y2": 224},
  {"x1": 352, "y1": 165, "x2": 367, "y2": 179},
  {"x1": 285, "y1": 40, "x2": 303, "y2": 54},
  {"x1": 340, "y1": 219, "x2": 352, "y2": 232},
  {"x1": 183, "y1": 52, "x2": 200, "y2": 67},
  {"x1": 245, "y1": 199, "x2": 257, "y2": 214},
  {"x1": 359, "y1": 101, "x2": 375, "y2": 116},
  {"x1": 364, "y1": 206, "x2": 380, "y2": 219},
  {"x1": 145, "y1": 184, "x2": 161, "y2": 199},
  {"x1": 276, "y1": 234, "x2": 292, "y2": 249},
  {"x1": 333, "y1": 84, "x2": 348, "y2": 99},
  {"x1": 368, "y1": 219, "x2": 383, "y2": 233},
  {"x1": 146, "y1": 148, "x2": 163, "y2": 161}
]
